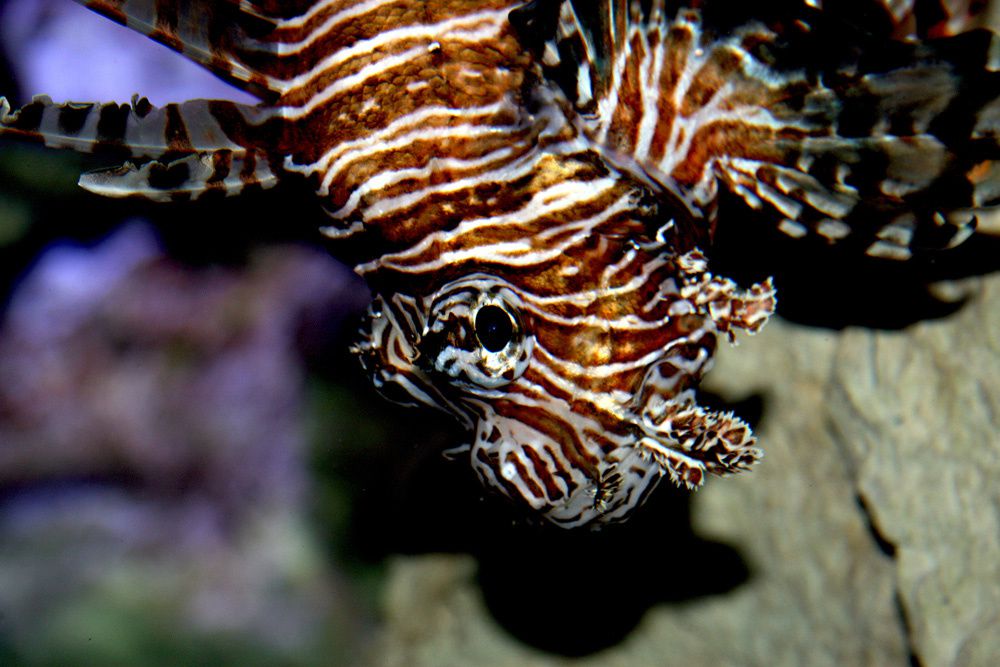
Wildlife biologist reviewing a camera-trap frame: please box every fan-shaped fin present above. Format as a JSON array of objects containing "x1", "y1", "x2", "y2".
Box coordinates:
[{"x1": 526, "y1": 1, "x2": 1000, "y2": 258}]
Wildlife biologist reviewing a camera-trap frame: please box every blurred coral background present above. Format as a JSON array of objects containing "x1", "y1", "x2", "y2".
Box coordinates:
[{"x1": 0, "y1": 2, "x2": 382, "y2": 664}]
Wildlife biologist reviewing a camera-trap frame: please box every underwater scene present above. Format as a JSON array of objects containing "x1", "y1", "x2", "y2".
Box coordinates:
[{"x1": 0, "y1": 1, "x2": 999, "y2": 665}]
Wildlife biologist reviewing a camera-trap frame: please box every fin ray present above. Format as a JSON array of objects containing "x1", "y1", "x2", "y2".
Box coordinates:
[
  {"x1": 1, "y1": 95, "x2": 278, "y2": 202},
  {"x1": 0, "y1": 94, "x2": 267, "y2": 159},
  {"x1": 75, "y1": 0, "x2": 301, "y2": 98},
  {"x1": 79, "y1": 151, "x2": 277, "y2": 202}
]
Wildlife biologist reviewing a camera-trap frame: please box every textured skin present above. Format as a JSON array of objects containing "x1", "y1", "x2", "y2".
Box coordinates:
[{"x1": 1, "y1": 0, "x2": 997, "y2": 526}]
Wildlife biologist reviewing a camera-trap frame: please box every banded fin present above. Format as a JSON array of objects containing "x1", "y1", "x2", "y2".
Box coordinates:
[
  {"x1": 527, "y1": 1, "x2": 1000, "y2": 258},
  {"x1": 80, "y1": 151, "x2": 277, "y2": 202},
  {"x1": 1, "y1": 95, "x2": 277, "y2": 200},
  {"x1": 0, "y1": 94, "x2": 265, "y2": 157},
  {"x1": 75, "y1": 0, "x2": 295, "y2": 98}
]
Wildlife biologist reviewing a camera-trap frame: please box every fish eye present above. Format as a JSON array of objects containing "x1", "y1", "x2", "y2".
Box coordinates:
[
  {"x1": 423, "y1": 276, "x2": 533, "y2": 391},
  {"x1": 475, "y1": 305, "x2": 514, "y2": 352}
]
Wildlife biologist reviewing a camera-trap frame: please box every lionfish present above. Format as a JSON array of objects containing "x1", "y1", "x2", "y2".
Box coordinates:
[{"x1": 1, "y1": 0, "x2": 997, "y2": 527}]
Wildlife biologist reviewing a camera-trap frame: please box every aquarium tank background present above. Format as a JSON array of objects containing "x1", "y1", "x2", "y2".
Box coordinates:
[{"x1": 1, "y1": 1, "x2": 1000, "y2": 666}]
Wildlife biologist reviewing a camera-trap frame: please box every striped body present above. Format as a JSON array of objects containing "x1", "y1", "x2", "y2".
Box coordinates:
[{"x1": 2, "y1": 0, "x2": 998, "y2": 526}]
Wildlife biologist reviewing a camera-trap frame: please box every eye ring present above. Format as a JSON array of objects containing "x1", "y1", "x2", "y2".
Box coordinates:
[{"x1": 475, "y1": 304, "x2": 515, "y2": 352}]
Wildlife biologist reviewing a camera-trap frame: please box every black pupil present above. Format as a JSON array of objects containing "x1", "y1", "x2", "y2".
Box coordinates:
[{"x1": 475, "y1": 305, "x2": 514, "y2": 352}]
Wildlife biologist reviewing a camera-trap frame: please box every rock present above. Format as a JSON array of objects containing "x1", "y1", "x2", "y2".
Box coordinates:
[{"x1": 829, "y1": 276, "x2": 1000, "y2": 667}]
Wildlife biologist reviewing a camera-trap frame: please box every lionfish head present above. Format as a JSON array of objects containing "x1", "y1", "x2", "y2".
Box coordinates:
[{"x1": 354, "y1": 250, "x2": 774, "y2": 528}]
